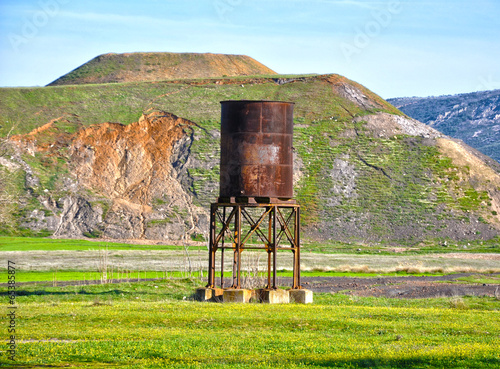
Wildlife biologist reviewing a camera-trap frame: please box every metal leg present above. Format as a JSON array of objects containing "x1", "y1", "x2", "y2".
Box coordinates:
[
  {"x1": 207, "y1": 203, "x2": 216, "y2": 288},
  {"x1": 236, "y1": 205, "x2": 242, "y2": 288},
  {"x1": 220, "y1": 207, "x2": 225, "y2": 288},
  {"x1": 207, "y1": 202, "x2": 300, "y2": 291},
  {"x1": 267, "y1": 208, "x2": 272, "y2": 289},
  {"x1": 232, "y1": 207, "x2": 238, "y2": 288},
  {"x1": 297, "y1": 206, "x2": 301, "y2": 289},
  {"x1": 231, "y1": 205, "x2": 242, "y2": 289},
  {"x1": 292, "y1": 207, "x2": 299, "y2": 289},
  {"x1": 272, "y1": 206, "x2": 277, "y2": 290}
]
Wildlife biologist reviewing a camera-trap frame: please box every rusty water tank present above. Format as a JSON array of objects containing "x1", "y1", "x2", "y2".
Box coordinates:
[{"x1": 219, "y1": 100, "x2": 294, "y2": 199}]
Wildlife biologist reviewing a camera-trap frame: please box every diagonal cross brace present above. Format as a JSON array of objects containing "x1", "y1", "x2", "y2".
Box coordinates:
[
  {"x1": 213, "y1": 206, "x2": 237, "y2": 249},
  {"x1": 276, "y1": 207, "x2": 297, "y2": 248},
  {"x1": 240, "y1": 206, "x2": 272, "y2": 247}
]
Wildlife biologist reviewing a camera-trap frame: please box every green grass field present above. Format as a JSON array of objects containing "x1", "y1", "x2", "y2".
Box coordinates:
[
  {"x1": 1, "y1": 236, "x2": 499, "y2": 254},
  {"x1": 2, "y1": 269, "x2": 461, "y2": 284},
  {"x1": 0, "y1": 236, "x2": 191, "y2": 251},
  {"x1": 2, "y1": 237, "x2": 499, "y2": 286},
  {"x1": 1, "y1": 237, "x2": 499, "y2": 286},
  {"x1": 1, "y1": 237, "x2": 500, "y2": 367},
  {"x1": 1, "y1": 278, "x2": 499, "y2": 368}
]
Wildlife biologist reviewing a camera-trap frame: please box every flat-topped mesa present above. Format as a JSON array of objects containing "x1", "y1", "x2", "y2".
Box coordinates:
[{"x1": 47, "y1": 52, "x2": 277, "y2": 86}]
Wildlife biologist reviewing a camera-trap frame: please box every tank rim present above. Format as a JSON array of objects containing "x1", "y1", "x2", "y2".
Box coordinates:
[{"x1": 220, "y1": 100, "x2": 295, "y2": 104}]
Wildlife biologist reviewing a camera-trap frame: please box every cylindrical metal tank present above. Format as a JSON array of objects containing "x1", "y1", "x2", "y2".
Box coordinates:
[{"x1": 219, "y1": 100, "x2": 294, "y2": 199}]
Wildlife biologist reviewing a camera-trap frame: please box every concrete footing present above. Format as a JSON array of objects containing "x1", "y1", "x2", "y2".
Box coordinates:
[
  {"x1": 258, "y1": 289, "x2": 290, "y2": 304},
  {"x1": 195, "y1": 287, "x2": 224, "y2": 302},
  {"x1": 196, "y1": 287, "x2": 313, "y2": 304},
  {"x1": 223, "y1": 288, "x2": 254, "y2": 303},
  {"x1": 289, "y1": 289, "x2": 313, "y2": 304}
]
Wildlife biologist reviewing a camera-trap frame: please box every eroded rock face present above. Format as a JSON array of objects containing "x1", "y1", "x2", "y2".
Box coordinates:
[
  {"x1": 354, "y1": 112, "x2": 443, "y2": 139},
  {"x1": 70, "y1": 112, "x2": 187, "y2": 202},
  {"x1": 327, "y1": 156, "x2": 357, "y2": 207},
  {"x1": 53, "y1": 196, "x2": 103, "y2": 238},
  {"x1": 334, "y1": 82, "x2": 381, "y2": 110},
  {"x1": 66, "y1": 111, "x2": 205, "y2": 240},
  {"x1": 5, "y1": 111, "x2": 207, "y2": 240}
]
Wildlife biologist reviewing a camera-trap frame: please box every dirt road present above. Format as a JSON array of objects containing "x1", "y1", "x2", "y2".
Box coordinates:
[{"x1": 297, "y1": 274, "x2": 500, "y2": 298}]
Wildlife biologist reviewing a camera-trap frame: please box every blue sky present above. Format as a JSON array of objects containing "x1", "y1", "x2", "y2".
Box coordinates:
[{"x1": 0, "y1": 0, "x2": 499, "y2": 98}]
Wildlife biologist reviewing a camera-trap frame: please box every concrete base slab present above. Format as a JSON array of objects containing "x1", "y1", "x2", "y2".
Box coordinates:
[
  {"x1": 195, "y1": 287, "x2": 224, "y2": 302},
  {"x1": 289, "y1": 289, "x2": 313, "y2": 304},
  {"x1": 223, "y1": 288, "x2": 254, "y2": 303},
  {"x1": 258, "y1": 289, "x2": 290, "y2": 304}
]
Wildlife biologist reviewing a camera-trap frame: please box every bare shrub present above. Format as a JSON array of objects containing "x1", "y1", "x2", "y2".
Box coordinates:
[
  {"x1": 98, "y1": 247, "x2": 109, "y2": 284},
  {"x1": 449, "y1": 296, "x2": 468, "y2": 310},
  {"x1": 241, "y1": 252, "x2": 266, "y2": 289},
  {"x1": 350, "y1": 265, "x2": 371, "y2": 273},
  {"x1": 311, "y1": 267, "x2": 327, "y2": 273},
  {"x1": 338, "y1": 264, "x2": 375, "y2": 273}
]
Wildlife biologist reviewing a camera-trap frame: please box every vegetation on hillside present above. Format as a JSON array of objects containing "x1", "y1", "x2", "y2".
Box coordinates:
[{"x1": 0, "y1": 74, "x2": 499, "y2": 244}]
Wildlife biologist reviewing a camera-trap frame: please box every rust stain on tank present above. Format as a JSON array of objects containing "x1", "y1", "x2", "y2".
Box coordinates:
[{"x1": 219, "y1": 100, "x2": 294, "y2": 198}]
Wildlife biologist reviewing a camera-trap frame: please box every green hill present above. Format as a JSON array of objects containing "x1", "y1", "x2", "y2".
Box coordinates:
[
  {"x1": 1, "y1": 71, "x2": 499, "y2": 247},
  {"x1": 47, "y1": 52, "x2": 277, "y2": 86}
]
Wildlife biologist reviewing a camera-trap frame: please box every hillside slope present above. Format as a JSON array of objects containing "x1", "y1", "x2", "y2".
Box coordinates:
[
  {"x1": 388, "y1": 90, "x2": 500, "y2": 163},
  {"x1": 1, "y1": 74, "x2": 500, "y2": 246},
  {"x1": 47, "y1": 52, "x2": 277, "y2": 86}
]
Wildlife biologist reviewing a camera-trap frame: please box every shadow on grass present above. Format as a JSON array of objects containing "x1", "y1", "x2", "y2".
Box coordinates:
[
  {"x1": 0, "y1": 289, "x2": 127, "y2": 297},
  {"x1": 299, "y1": 356, "x2": 500, "y2": 368},
  {"x1": 159, "y1": 355, "x2": 500, "y2": 368}
]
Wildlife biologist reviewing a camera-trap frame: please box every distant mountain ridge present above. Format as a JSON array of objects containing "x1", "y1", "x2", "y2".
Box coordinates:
[
  {"x1": 47, "y1": 52, "x2": 277, "y2": 86},
  {"x1": 388, "y1": 90, "x2": 500, "y2": 163}
]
